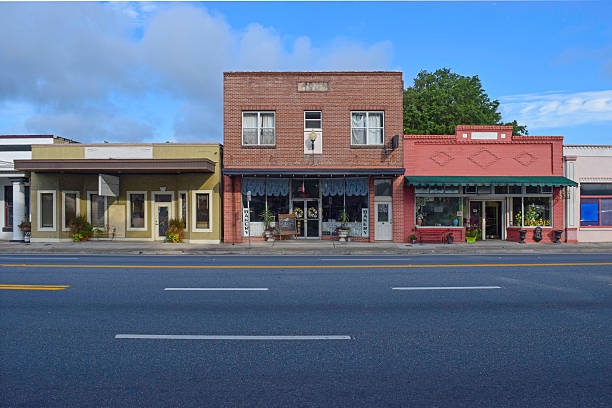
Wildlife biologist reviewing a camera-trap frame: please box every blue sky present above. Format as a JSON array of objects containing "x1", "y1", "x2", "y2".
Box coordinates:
[{"x1": 1, "y1": 1, "x2": 611, "y2": 144}]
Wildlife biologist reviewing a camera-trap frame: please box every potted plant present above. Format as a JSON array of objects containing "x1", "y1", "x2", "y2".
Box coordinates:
[
  {"x1": 260, "y1": 207, "x2": 275, "y2": 241},
  {"x1": 338, "y1": 209, "x2": 350, "y2": 242},
  {"x1": 408, "y1": 234, "x2": 417, "y2": 244},
  {"x1": 465, "y1": 228, "x2": 478, "y2": 243},
  {"x1": 18, "y1": 220, "x2": 31, "y2": 243},
  {"x1": 416, "y1": 213, "x2": 424, "y2": 226},
  {"x1": 166, "y1": 218, "x2": 185, "y2": 243},
  {"x1": 446, "y1": 232, "x2": 454, "y2": 244},
  {"x1": 69, "y1": 216, "x2": 93, "y2": 242}
]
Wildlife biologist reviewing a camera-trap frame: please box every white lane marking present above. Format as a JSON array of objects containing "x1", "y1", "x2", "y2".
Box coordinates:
[
  {"x1": 164, "y1": 288, "x2": 269, "y2": 291},
  {"x1": 115, "y1": 334, "x2": 351, "y2": 340},
  {"x1": 392, "y1": 286, "x2": 502, "y2": 290}
]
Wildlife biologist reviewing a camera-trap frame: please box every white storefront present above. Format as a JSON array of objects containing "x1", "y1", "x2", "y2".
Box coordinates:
[{"x1": 564, "y1": 145, "x2": 612, "y2": 242}]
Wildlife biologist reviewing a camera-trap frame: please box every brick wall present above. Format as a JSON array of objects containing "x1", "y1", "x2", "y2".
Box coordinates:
[{"x1": 223, "y1": 72, "x2": 404, "y2": 169}]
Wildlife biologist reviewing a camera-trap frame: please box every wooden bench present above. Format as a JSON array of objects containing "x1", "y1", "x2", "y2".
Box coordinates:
[{"x1": 418, "y1": 229, "x2": 445, "y2": 243}]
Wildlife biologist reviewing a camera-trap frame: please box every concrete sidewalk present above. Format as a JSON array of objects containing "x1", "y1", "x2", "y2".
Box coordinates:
[{"x1": 1, "y1": 239, "x2": 612, "y2": 255}]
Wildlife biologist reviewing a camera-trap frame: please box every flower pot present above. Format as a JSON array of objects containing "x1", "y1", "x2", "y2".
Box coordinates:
[
  {"x1": 446, "y1": 234, "x2": 454, "y2": 244},
  {"x1": 80, "y1": 236, "x2": 88, "y2": 242},
  {"x1": 553, "y1": 229, "x2": 563, "y2": 244},
  {"x1": 466, "y1": 236, "x2": 476, "y2": 243},
  {"x1": 518, "y1": 229, "x2": 527, "y2": 244},
  {"x1": 452, "y1": 219, "x2": 458, "y2": 226},
  {"x1": 410, "y1": 238, "x2": 417, "y2": 244}
]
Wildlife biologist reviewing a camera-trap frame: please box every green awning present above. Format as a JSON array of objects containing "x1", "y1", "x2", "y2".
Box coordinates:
[{"x1": 404, "y1": 176, "x2": 577, "y2": 187}]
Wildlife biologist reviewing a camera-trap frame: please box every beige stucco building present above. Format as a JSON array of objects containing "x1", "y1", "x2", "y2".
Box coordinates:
[{"x1": 15, "y1": 143, "x2": 222, "y2": 243}]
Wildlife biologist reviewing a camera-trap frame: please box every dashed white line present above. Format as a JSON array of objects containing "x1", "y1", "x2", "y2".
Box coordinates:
[
  {"x1": 164, "y1": 288, "x2": 269, "y2": 291},
  {"x1": 115, "y1": 334, "x2": 351, "y2": 340},
  {"x1": 392, "y1": 286, "x2": 502, "y2": 290}
]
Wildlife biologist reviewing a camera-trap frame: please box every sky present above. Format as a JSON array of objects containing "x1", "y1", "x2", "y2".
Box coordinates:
[{"x1": 0, "y1": 1, "x2": 611, "y2": 145}]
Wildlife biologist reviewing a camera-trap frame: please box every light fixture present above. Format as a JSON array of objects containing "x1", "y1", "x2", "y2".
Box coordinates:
[{"x1": 308, "y1": 131, "x2": 318, "y2": 164}]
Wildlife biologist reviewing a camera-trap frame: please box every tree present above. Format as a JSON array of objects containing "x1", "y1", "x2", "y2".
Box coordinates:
[{"x1": 403, "y1": 68, "x2": 527, "y2": 135}]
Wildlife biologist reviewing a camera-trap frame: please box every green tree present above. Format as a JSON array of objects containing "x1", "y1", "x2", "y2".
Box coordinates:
[{"x1": 403, "y1": 68, "x2": 527, "y2": 135}]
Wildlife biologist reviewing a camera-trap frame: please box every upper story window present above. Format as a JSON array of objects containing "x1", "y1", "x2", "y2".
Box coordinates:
[
  {"x1": 351, "y1": 111, "x2": 384, "y2": 145},
  {"x1": 242, "y1": 112, "x2": 275, "y2": 146},
  {"x1": 304, "y1": 111, "x2": 322, "y2": 130}
]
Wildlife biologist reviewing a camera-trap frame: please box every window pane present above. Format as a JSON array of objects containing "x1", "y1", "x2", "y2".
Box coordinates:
[
  {"x1": 65, "y1": 193, "x2": 77, "y2": 228},
  {"x1": 292, "y1": 179, "x2": 319, "y2": 199},
  {"x1": 416, "y1": 196, "x2": 461, "y2": 227},
  {"x1": 41, "y1": 193, "x2": 54, "y2": 228},
  {"x1": 351, "y1": 129, "x2": 366, "y2": 144},
  {"x1": 305, "y1": 119, "x2": 321, "y2": 129},
  {"x1": 523, "y1": 197, "x2": 550, "y2": 226},
  {"x1": 91, "y1": 194, "x2": 105, "y2": 228},
  {"x1": 526, "y1": 186, "x2": 539, "y2": 194},
  {"x1": 351, "y1": 112, "x2": 366, "y2": 128},
  {"x1": 130, "y1": 194, "x2": 145, "y2": 228},
  {"x1": 494, "y1": 186, "x2": 508, "y2": 194},
  {"x1": 580, "y1": 183, "x2": 612, "y2": 196},
  {"x1": 5, "y1": 186, "x2": 13, "y2": 227},
  {"x1": 580, "y1": 198, "x2": 599, "y2": 226},
  {"x1": 260, "y1": 113, "x2": 275, "y2": 128},
  {"x1": 367, "y1": 128, "x2": 383, "y2": 144},
  {"x1": 377, "y1": 203, "x2": 389, "y2": 222},
  {"x1": 180, "y1": 193, "x2": 187, "y2": 225},
  {"x1": 243, "y1": 128, "x2": 257, "y2": 145},
  {"x1": 477, "y1": 186, "x2": 491, "y2": 194},
  {"x1": 601, "y1": 198, "x2": 612, "y2": 226},
  {"x1": 374, "y1": 179, "x2": 392, "y2": 197},
  {"x1": 305, "y1": 111, "x2": 321, "y2": 120},
  {"x1": 196, "y1": 193, "x2": 210, "y2": 229},
  {"x1": 155, "y1": 194, "x2": 171, "y2": 203},
  {"x1": 368, "y1": 112, "x2": 383, "y2": 128},
  {"x1": 509, "y1": 186, "x2": 522, "y2": 194},
  {"x1": 242, "y1": 193, "x2": 265, "y2": 223},
  {"x1": 243, "y1": 113, "x2": 257, "y2": 128},
  {"x1": 261, "y1": 128, "x2": 275, "y2": 145},
  {"x1": 512, "y1": 197, "x2": 522, "y2": 226}
]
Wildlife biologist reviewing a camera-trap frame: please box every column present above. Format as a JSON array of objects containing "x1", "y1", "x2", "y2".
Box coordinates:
[{"x1": 11, "y1": 178, "x2": 27, "y2": 242}]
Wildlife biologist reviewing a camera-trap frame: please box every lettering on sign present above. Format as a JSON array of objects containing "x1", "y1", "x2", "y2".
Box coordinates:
[
  {"x1": 277, "y1": 214, "x2": 297, "y2": 236},
  {"x1": 297, "y1": 82, "x2": 328, "y2": 92},
  {"x1": 362, "y1": 208, "x2": 369, "y2": 237},
  {"x1": 242, "y1": 208, "x2": 250, "y2": 236}
]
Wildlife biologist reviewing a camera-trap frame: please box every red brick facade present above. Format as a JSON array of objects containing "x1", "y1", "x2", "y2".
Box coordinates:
[{"x1": 223, "y1": 72, "x2": 405, "y2": 243}]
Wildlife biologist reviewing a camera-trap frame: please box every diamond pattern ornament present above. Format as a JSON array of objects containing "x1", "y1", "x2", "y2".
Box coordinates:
[
  {"x1": 469, "y1": 149, "x2": 500, "y2": 169},
  {"x1": 430, "y1": 151, "x2": 454, "y2": 166},
  {"x1": 514, "y1": 151, "x2": 536, "y2": 167}
]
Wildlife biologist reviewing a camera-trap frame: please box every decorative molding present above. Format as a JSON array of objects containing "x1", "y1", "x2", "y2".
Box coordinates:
[
  {"x1": 468, "y1": 149, "x2": 500, "y2": 169},
  {"x1": 430, "y1": 151, "x2": 454, "y2": 166},
  {"x1": 564, "y1": 145, "x2": 612, "y2": 157},
  {"x1": 514, "y1": 151, "x2": 536, "y2": 167},
  {"x1": 579, "y1": 177, "x2": 612, "y2": 183}
]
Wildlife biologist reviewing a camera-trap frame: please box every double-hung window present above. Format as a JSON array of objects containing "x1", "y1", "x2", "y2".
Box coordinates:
[
  {"x1": 304, "y1": 111, "x2": 322, "y2": 129},
  {"x1": 242, "y1": 112, "x2": 275, "y2": 146},
  {"x1": 351, "y1": 111, "x2": 384, "y2": 145}
]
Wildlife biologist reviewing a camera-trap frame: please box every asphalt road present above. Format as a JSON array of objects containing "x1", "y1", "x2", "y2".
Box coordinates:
[{"x1": 1, "y1": 253, "x2": 612, "y2": 407}]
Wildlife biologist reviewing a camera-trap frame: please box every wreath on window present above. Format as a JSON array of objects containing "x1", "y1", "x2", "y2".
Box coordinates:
[
  {"x1": 307, "y1": 207, "x2": 318, "y2": 219},
  {"x1": 293, "y1": 207, "x2": 304, "y2": 218}
]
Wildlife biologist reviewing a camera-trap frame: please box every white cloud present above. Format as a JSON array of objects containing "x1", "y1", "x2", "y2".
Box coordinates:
[
  {"x1": 0, "y1": 3, "x2": 395, "y2": 142},
  {"x1": 499, "y1": 90, "x2": 612, "y2": 129}
]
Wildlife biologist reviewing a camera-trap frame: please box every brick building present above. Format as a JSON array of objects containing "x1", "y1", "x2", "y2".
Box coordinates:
[
  {"x1": 222, "y1": 72, "x2": 405, "y2": 242},
  {"x1": 404, "y1": 126, "x2": 577, "y2": 243}
]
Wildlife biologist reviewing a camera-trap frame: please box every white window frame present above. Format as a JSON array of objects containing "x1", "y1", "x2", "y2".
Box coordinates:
[
  {"x1": 191, "y1": 190, "x2": 213, "y2": 233},
  {"x1": 37, "y1": 190, "x2": 57, "y2": 232},
  {"x1": 87, "y1": 191, "x2": 108, "y2": 230},
  {"x1": 178, "y1": 190, "x2": 189, "y2": 232},
  {"x1": 62, "y1": 191, "x2": 80, "y2": 231},
  {"x1": 350, "y1": 111, "x2": 384, "y2": 146},
  {"x1": 304, "y1": 111, "x2": 322, "y2": 130},
  {"x1": 126, "y1": 191, "x2": 147, "y2": 231},
  {"x1": 242, "y1": 111, "x2": 276, "y2": 146}
]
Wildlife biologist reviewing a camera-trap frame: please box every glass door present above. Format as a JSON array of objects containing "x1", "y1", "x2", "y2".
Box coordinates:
[
  {"x1": 469, "y1": 201, "x2": 483, "y2": 240},
  {"x1": 292, "y1": 199, "x2": 320, "y2": 238}
]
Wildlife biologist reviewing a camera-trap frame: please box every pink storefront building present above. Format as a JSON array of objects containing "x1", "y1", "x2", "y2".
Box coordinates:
[{"x1": 403, "y1": 125, "x2": 577, "y2": 243}]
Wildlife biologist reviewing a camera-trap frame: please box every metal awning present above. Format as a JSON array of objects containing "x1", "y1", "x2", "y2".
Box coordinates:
[
  {"x1": 404, "y1": 176, "x2": 577, "y2": 187},
  {"x1": 14, "y1": 159, "x2": 216, "y2": 173},
  {"x1": 223, "y1": 167, "x2": 405, "y2": 176}
]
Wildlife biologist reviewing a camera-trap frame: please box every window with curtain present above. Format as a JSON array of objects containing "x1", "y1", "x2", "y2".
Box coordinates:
[
  {"x1": 129, "y1": 193, "x2": 145, "y2": 228},
  {"x1": 242, "y1": 112, "x2": 275, "y2": 146},
  {"x1": 351, "y1": 111, "x2": 384, "y2": 145}
]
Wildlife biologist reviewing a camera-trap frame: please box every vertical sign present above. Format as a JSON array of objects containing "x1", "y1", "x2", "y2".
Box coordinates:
[
  {"x1": 362, "y1": 208, "x2": 369, "y2": 237},
  {"x1": 242, "y1": 208, "x2": 250, "y2": 237}
]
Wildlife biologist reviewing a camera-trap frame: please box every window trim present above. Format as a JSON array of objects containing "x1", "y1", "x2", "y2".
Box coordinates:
[
  {"x1": 62, "y1": 191, "x2": 80, "y2": 231},
  {"x1": 37, "y1": 190, "x2": 57, "y2": 232},
  {"x1": 242, "y1": 111, "x2": 276, "y2": 146},
  {"x1": 178, "y1": 190, "x2": 189, "y2": 232},
  {"x1": 87, "y1": 191, "x2": 108, "y2": 230},
  {"x1": 191, "y1": 190, "x2": 213, "y2": 232},
  {"x1": 304, "y1": 110, "x2": 322, "y2": 130},
  {"x1": 126, "y1": 191, "x2": 148, "y2": 231},
  {"x1": 350, "y1": 111, "x2": 384, "y2": 146}
]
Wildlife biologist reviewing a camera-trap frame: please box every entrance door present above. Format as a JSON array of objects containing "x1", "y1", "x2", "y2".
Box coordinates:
[
  {"x1": 292, "y1": 199, "x2": 320, "y2": 238},
  {"x1": 469, "y1": 201, "x2": 483, "y2": 240},
  {"x1": 375, "y1": 201, "x2": 392, "y2": 241},
  {"x1": 485, "y1": 201, "x2": 502, "y2": 239},
  {"x1": 153, "y1": 193, "x2": 173, "y2": 240}
]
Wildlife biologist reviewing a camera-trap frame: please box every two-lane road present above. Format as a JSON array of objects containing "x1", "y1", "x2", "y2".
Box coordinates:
[{"x1": 1, "y1": 253, "x2": 612, "y2": 407}]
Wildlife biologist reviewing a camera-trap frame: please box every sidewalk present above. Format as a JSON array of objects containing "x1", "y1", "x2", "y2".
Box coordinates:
[{"x1": 1, "y1": 239, "x2": 612, "y2": 255}]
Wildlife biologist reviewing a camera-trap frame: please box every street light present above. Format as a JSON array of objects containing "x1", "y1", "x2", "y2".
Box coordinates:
[{"x1": 309, "y1": 131, "x2": 318, "y2": 164}]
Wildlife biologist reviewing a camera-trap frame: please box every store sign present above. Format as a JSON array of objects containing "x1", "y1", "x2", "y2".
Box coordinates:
[
  {"x1": 242, "y1": 208, "x2": 250, "y2": 236},
  {"x1": 362, "y1": 208, "x2": 369, "y2": 237}
]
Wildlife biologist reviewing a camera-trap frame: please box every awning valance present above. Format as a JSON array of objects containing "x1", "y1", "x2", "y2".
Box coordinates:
[{"x1": 404, "y1": 176, "x2": 577, "y2": 187}]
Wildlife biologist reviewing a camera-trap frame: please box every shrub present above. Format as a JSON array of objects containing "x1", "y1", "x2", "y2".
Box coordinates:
[
  {"x1": 166, "y1": 218, "x2": 185, "y2": 243},
  {"x1": 69, "y1": 216, "x2": 93, "y2": 239}
]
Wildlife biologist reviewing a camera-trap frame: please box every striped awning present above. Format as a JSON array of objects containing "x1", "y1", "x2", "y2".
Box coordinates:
[{"x1": 404, "y1": 176, "x2": 577, "y2": 187}]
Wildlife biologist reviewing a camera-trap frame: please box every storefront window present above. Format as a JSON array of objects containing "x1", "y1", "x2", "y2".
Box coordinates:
[
  {"x1": 129, "y1": 193, "x2": 145, "y2": 229},
  {"x1": 511, "y1": 197, "x2": 522, "y2": 226},
  {"x1": 90, "y1": 194, "x2": 105, "y2": 228},
  {"x1": 416, "y1": 197, "x2": 462, "y2": 227},
  {"x1": 523, "y1": 197, "x2": 551, "y2": 226},
  {"x1": 242, "y1": 193, "x2": 265, "y2": 223},
  {"x1": 195, "y1": 193, "x2": 210, "y2": 229},
  {"x1": 41, "y1": 192, "x2": 54, "y2": 228},
  {"x1": 581, "y1": 198, "x2": 612, "y2": 226},
  {"x1": 292, "y1": 179, "x2": 319, "y2": 199}
]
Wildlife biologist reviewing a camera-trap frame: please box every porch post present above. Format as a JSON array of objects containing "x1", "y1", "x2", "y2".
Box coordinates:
[{"x1": 11, "y1": 178, "x2": 27, "y2": 242}]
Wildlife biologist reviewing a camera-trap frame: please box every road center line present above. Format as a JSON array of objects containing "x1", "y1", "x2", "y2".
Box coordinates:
[
  {"x1": 115, "y1": 334, "x2": 351, "y2": 340},
  {"x1": 164, "y1": 288, "x2": 269, "y2": 291},
  {"x1": 2, "y1": 262, "x2": 611, "y2": 269},
  {"x1": 392, "y1": 286, "x2": 501, "y2": 290},
  {"x1": 0, "y1": 284, "x2": 70, "y2": 290}
]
